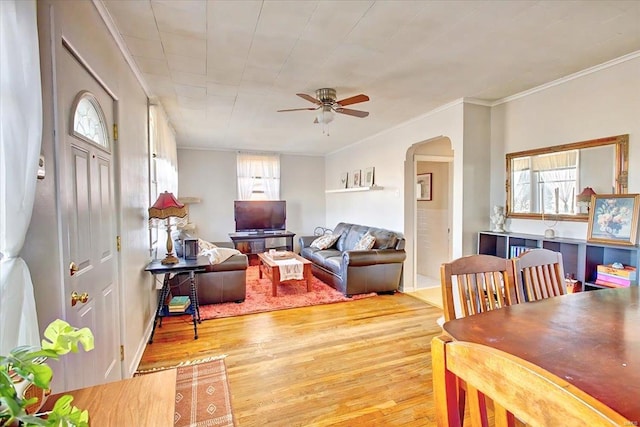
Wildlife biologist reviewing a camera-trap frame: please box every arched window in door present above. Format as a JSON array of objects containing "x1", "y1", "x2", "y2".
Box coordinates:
[{"x1": 70, "y1": 90, "x2": 110, "y2": 152}]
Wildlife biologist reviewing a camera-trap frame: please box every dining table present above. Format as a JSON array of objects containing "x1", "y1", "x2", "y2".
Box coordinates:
[{"x1": 442, "y1": 286, "x2": 639, "y2": 423}]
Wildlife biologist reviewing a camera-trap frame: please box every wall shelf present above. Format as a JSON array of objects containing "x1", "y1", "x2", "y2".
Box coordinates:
[{"x1": 325, "y1": 185, "x2": 383, "y2": 194}]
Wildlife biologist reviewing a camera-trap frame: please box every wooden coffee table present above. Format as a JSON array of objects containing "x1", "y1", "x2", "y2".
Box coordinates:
[{"x1": 257, "y1": 251, "x2": 312, "y2": 296}]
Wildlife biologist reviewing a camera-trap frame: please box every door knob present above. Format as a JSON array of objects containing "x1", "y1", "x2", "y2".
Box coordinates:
[
  {"x1": 71, "y1": 291, "x2": 89, "y2": 306},
  {"x1": 69, "y1": 262, "x2": 79, "y2": 276}
]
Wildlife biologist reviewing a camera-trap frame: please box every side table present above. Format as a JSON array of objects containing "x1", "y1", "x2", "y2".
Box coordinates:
[{"x1": 145, "y1": 256, "x2": 210, "y2": 343}]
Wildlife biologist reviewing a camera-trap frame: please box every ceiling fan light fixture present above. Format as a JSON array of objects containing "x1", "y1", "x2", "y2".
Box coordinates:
[{"x1": 317, "y1": 105, "x2": 335, "y2": 124}]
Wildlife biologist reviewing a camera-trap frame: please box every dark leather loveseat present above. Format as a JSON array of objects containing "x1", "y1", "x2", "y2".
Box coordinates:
[
  {"x1": 171, "y1": 239, "x2": 248, "y2": 305},
  {"x1": 299, "y1": 222, "x2": 406, "y2": 296}
]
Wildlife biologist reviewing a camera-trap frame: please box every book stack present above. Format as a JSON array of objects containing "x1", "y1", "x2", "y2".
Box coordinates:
[
  {"x1": 595, "y1": 265, "x2": 637, "y2": 288},
  {"x1": 168, "y1": 295, "x2": 191, "y2": 313}
]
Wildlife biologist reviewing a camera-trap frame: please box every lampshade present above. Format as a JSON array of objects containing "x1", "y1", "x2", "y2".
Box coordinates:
[
  {"x1": 149, "y1": 191, "x2": 187, "y2": 220},
  {"x1": 149, "y1": 191, "x2": 187, "y2": 265},
  {"x1": 576, "y1": 187, "x2": 596, "y2": 204}
]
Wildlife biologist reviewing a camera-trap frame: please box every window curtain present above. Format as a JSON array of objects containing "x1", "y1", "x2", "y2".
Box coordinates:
[
  {"x1": 149, "y1": 105, "x2": 178, "y2": 258},
  {"x1": 236, "y1": 152, "x2": 280, "y2": 200},
  {"x1": 0, "y1": 0, "x2": 42, "y2": 353},
  {"x1": 149, "y1": 104, "x2": 178, "y2": 196}
]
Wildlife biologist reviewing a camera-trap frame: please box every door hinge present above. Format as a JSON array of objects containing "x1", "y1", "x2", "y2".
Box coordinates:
[
  {"x1": 120, "y1": 345, "x2": 125, "y2": 361},
  {"x1": 116, "y1": 235, "x2": 121, "y2": 252},
  {"x1": 113, "y1": 123, "x2": 118, "y2": 141}
]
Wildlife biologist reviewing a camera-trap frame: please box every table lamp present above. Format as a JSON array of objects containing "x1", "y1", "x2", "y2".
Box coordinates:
[
  {"x1": 576, "y1": 187, "x2": 596, "y2": 214},
  {"x1": 149, "y1": 191, "x2": 187, "y2": 264}
]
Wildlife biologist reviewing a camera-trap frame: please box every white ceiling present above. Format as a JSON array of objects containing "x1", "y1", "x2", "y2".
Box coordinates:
[{"x1": 100, "y1": 0, "x2": 640, "y2": 155}]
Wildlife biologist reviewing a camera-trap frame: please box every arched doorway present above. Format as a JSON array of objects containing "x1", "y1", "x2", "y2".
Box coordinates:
[{"x1": 403, "y1": 137, "x2": 453, "y2": 306}]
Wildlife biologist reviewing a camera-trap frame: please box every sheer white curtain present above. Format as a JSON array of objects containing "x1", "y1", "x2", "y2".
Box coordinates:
[
  {"x1": 0, "y1": 0, "x2": 42, "y2": 353},
  {"x1": 236, "y1": 152, "x2": 280, "y2": 200},
  {"x1": 149, "y1": 105, "x2": 178, "y2": 196},
  {"x1": 149, "y1": 105, "x2": 178, "y2": 257}
]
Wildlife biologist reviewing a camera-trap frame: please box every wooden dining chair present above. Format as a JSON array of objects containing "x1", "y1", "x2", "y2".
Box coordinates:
[
  {"x1": 431, "y1": 334, "x2": 630, "y2": 426},
  {"x1": 440, "y1": 254, "x2": 519, "y2": 322},
  {"x1": 512, "y1": 248, "x2": 566, "y2": 302}
]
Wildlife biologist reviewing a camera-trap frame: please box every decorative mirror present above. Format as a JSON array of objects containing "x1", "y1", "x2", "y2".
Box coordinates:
[{"x1": 506, "y1": 134, "x2": 628, "y2": 221}]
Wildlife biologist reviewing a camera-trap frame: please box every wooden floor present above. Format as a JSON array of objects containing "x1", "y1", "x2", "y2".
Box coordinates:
[{"x1": 139, "y1": 293, "x2": 444, "y2": 426}]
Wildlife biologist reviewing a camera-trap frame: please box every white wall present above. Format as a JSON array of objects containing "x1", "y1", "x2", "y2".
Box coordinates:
[
  {"x1": 177, "y1": 149, "x2": 325, "y2": 250},
  {"x1": 326, "y1": 102, "x2": 478, "y2": 290},
  {"x1": 23, "y1": 0, "x2": 154, "y2": 386},
  {"x1": 491, "y1": 55, "x2": 640, "y2": 239}
]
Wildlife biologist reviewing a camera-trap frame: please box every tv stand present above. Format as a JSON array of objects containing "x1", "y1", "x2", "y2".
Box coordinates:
[{"x1": 229, "y1": 231, "x2": 295, "y2": 255}]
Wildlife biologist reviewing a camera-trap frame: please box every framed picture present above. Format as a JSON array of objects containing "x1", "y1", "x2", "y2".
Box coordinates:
[
  {"x1": 352, "y1": 169, "x2": 361, "y2": 187},
  {"x1": 363, "y1": 167, "x2": 375, "y2": 187},
  {"x1": 340, "y1": 172, "x2": 348, "y2": 189},
  {"x1": 417, "y1": 173, "x2": 432, "y2": 201},
  {"x1": 587, "y1": 194, "x2": 640, "y2": 245}
]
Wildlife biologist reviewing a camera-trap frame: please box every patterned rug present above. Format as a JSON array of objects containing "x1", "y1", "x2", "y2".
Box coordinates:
[
  {"x1": 136, "y1": 356, "x2": 234, "y2": 427},
  {"x1": 199, "y1": 265, "x2": 376, "y2": 320}
]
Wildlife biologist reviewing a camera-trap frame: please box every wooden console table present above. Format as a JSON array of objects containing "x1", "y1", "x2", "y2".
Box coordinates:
[
  {"x1": 229, "y1": 231, "x2": 295, "y2": 255},
  {"x1": 145, "y1": 256, "x2": 210, "y2": 343}
]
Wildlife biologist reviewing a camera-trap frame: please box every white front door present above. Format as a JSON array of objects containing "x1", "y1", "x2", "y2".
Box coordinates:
[{"x1": 59, "y1": 45, "x2": 121, "y2": 390}]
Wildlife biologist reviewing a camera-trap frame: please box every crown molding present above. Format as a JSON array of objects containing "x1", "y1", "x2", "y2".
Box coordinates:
[
  {"x1": 494, "y1": 50, "x2": 640, "y2": 106},
  {"x1": 92, "y1": 0, "x2": 152, "y2": 98}
]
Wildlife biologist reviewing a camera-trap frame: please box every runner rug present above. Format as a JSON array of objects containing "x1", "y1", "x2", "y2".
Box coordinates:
[
  {"x1": 199, "y1": 265, "x2": 377, "y2": 320},
  {"x1": 135, "y1": 356, "x2": 234, "y2": 427}
]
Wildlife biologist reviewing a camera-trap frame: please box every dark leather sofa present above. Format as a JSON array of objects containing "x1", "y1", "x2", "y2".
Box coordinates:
[
  {"x1": 171, "y1": 239, "x2": 248, "y2": 305},
  {"x1": 299, "y1": 222, "x2": 406, "y2": 296}
]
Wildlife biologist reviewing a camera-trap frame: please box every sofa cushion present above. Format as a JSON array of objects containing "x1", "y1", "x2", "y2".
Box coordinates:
[
  {"x1": 369, "y1": 228, "x2": 399, "y2": 250},
  {"x1": 310, "y1": 233, "x2": 340, "y2": 250},
  {"x1": 353, "y1": 232, "x2": 376, "y2": 250},
  {"x1": 323, "y1": 256, "x2": 342, "y2": 275}
]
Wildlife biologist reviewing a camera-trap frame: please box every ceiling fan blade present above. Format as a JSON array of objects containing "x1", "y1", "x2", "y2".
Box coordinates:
[
  {"x1": 336, "y1": 94, "x2": 369, "y2": 107},
  {"x1": 277, "y1": 107, "x2": 319, "y2": 112},
  {"x1": 296, "y1": 93, "x2": 322, "y2": 105},
  {"x1": 335, "y1": 107, "x2": 369, "y2": 118}
]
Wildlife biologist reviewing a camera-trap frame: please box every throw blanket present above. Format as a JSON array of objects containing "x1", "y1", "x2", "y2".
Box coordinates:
[
  {"x1": 201, "y1": 247, "x2": 241, "y2": 265},
  {"x1": 275, "y1": 258, "x2": 304, "y2": 281}
]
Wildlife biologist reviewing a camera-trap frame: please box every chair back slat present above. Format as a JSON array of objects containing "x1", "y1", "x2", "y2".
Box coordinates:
[
  {"x1": 513, "y1": 249, "x2": 566, "y2": 302},
  {"x1": 441, "y1": 254, "x2": 519, "y2": 321},
  {"x1": 432, "y1": 335, "x2": 630, "y2": 426}
]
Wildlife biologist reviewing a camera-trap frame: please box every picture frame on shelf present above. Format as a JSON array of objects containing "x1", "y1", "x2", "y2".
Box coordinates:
[
  {"x1": 340, "y1": 172, "x2": 348, "y2": 189},
  {"x1": 363, "y1": 167, "x2": 374, "y2": 187},
  {"x1": 587, "y1": 193, "x2": 640, "y2": 246},
  {"x1": 417, "y1": 173, "x2": 432, "y2": 201},
  {"x1": 352, "y1": 169, "x2": 361, "y2": 187}
]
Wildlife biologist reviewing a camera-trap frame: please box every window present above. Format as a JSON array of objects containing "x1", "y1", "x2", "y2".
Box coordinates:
[
  {"x1": 70, "y1": 91, "x2": 110, "y2": 151},
  {"x1": 237, "y1": 152, "x2": 280, "y2": 200},
  {"x1": 512, "y1": 151, "x2": 578, "y2": 214}
]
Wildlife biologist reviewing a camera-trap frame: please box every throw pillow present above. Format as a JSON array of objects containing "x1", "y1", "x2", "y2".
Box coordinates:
[
  {"x1": 202, "y1": 247, "x2": 241, "y2": 265},
  {"x1": 310, "y1": 233, "x2": 340, "y2": 250},
  {"x1": 197, "y1": 239, "x2": 218, "y2": 254},
  {"x1": 353, "y1": 232, "x2": 376, "y2": 251}
]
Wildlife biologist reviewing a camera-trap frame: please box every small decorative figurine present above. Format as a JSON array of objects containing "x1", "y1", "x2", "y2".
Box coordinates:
[{"x1": 491, "y1": 205, "x2": 506, "y2": 232}]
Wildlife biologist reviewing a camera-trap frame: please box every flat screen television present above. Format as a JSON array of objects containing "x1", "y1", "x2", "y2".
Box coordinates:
[{"x1": 234, "y1": 200, "x2": 286, "y2": 233}]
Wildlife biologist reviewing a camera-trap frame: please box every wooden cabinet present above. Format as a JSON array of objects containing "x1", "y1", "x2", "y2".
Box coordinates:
[
  {"x1": 229, "y1": 231, "x2": 295, "y2": 255},
  {"x1": 478, "y1": 231, "x2": 640, "y2": 291}
]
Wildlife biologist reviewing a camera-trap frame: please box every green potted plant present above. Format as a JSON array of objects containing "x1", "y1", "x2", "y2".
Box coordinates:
[{"x1": 0, "y1": 319, "x2": 94, "y2": 426}]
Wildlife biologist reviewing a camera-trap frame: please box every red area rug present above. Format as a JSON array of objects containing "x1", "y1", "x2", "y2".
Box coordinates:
[{"x1": 199, "y1": 265, "x2": 376, "y2": 320}]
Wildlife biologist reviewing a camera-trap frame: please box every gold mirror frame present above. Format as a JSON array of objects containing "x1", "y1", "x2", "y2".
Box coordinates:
[{"x1": 506, "y1": 134, "x2": 628, "y2": 222}]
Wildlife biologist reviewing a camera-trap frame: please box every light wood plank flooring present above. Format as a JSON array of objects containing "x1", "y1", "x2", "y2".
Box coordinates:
[{"x1": 139, "y1": 293, "x2": 444, "y2": 426}]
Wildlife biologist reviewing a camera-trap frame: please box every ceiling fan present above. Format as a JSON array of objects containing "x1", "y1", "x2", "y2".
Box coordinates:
[{"x1": 278, "y1": 88, "x2": 370, "y2": 124}]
